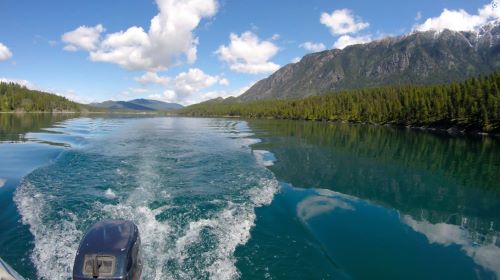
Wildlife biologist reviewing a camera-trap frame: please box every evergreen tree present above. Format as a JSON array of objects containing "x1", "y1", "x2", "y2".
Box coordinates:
[{"x1": 180, "y1": 72, "x2": 500, "y2": 133}]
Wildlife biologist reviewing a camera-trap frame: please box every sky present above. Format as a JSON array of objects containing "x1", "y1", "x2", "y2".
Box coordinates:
[{"x1": 0, "y1": 0, "x2": 499, "y2": 105}]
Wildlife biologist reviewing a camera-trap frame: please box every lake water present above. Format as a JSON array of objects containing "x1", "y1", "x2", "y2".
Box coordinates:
[{"x1": 0, "y1": 114, "x2": 499, "y2": 280}]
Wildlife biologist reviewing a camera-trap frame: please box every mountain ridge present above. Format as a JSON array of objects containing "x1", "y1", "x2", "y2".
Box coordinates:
[
  {"x1": 238, "y1": 22, "x2": 500, "y2": 101},
  {"x1": 90, "y1": 98, "x2": 183, "y2": 111}
]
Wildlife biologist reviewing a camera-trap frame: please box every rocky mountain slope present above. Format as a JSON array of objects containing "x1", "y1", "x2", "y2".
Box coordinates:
[{"x1": 239, "y1": 22, "x2": 500, "y2": 101}]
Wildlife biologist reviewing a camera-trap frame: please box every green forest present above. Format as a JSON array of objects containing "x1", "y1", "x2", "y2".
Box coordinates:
[
  {"x1": 0, "y1": 82, "x2": 83, "y2": 112},
  {"x1": 180, "y1": 72, "x2": 500, "y2": 133}
]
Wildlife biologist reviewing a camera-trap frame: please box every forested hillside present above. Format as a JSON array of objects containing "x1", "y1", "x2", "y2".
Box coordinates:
[
  {"x1": 0, "y1": 82, "x2": 83, "y2": 112},
  {"x1": 180, "y1": 73, "x2": 500, "y2": 133}
]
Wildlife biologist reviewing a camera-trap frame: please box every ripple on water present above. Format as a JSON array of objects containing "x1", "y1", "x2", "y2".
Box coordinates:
[{"x1": 13, "y1": 118, "x2": 278, "y2": 280}]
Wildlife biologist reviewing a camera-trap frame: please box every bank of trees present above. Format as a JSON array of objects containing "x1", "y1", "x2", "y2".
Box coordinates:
[
  {"x1": 181, "y1": 72, "x2": 500, "y2": 132},
  {"x1": 0, "y1": 82, "x2": 82, "y2": 112}
]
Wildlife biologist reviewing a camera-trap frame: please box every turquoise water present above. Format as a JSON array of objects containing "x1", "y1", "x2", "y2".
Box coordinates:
[{"x1": 0, "y1": 115, "x2": 499, "y2": 279}]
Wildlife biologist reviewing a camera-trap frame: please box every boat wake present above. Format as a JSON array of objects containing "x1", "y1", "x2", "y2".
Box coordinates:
[{"x1": 13, "y1": 118, "x2": 278, "y2": 280}]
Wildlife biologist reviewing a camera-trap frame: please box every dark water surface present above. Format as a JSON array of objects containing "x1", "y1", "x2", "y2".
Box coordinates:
[{"x1": 0, "y1": 114, "x2": 499, "y2": 279}]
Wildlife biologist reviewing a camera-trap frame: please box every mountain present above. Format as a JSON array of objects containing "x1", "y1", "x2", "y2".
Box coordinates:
[
  {"x1": 127, "y1": 99, "x2": 184, "y2": 110},
  {"x1": 90, "y1": 99, "x2": 183, "y2": 111},
  {"x1": 90, "y1": 100, "x2": 154, "y2": 111},
  {"x1": 239, "y1": 22, "x2": 500, "y2": 101}
]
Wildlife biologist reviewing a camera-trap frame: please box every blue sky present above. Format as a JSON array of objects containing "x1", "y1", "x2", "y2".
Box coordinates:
[{"x1": 0, "y1": 0, "x2": 497, "y2": 105}]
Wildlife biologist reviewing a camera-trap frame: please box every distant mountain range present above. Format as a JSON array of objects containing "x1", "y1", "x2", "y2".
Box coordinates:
[
  {"x1": 238, "y1": 22, "x2": 500, "y2": 101},
  {"x1": 90, "y1": 99, "x2": 183, "y2": 111}
]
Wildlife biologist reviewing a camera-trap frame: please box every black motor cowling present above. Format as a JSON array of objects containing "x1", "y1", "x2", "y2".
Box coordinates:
[{"x1": 73, "y1": 220, "x2": 142, "y2": 280}]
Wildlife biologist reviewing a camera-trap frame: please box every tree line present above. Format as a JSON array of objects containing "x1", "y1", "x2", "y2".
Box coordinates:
[
  {"x1": 0, "y1": 82, "x2": 83, "y2": 112},
  {"x1": 180, "y1": 72, "x2": 500, "y2": 132}
]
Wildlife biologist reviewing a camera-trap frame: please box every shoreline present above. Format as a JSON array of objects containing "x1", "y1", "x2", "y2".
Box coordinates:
[
  {"x1": 177, "y1": 114, "x2": 500, "y2": 139},
  {"x1": 381, "y1": 122, "x2": 500, "y2": 139},
  {"x1": 0, "y1": 111, "x2": 169, "y2": 115}
]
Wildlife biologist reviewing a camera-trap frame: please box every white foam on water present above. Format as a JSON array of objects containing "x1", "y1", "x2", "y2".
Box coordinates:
[
  {"x1": 173, "y1": 219, "x2": 218, "y2": 264},
  {"x1": 100, "y1": 203, "x2": 172, "y2": 280},
  {"x1": 248, "y1": 178, "x2": 279, "y2": 206},
  {"x1": 169, "y1": 181, "x2": 278, "y2": 280},
  {"x1": 228, "y1": 132, "x2": 254, "y2": 138},
  {"x1": 99, "y1": 177, "x2": 278, "y2": 280},
  {"x1": 14, "y1": 181, "x2": 83, "y2": 280},
  {"x1": 0, "y1": 178, "x2": 6, "y2": 188},
  {"x1": 14, "y1": 181, "x2": 173, "y2": 280},
  {"x1": 12, "y1": 118, "x2": 280, "y2": 280},
  {"x1": 240, "y1": 138, "x2": 261, "y2": 147},
  {"x1": 104, "y1": 188, "x2": 117, "y2": 199},
  {"x1": 252, "y1": 150, "x2": 276, "y2": 167},
  {"x1": 205, "y1": 207, "x2": 254, "y2": 280},
  {"x1": 206, "y1": 178, "x2": 278, "y2": 280}
]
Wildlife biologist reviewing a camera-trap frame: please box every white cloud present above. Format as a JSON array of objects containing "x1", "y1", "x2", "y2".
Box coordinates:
[
  {"x1": 320, "y1": 9, "x2": 369, "y2": 35},
  {"x1": 415, "y1": 11, "x2": 422, "y2": 21},
  {"x1": 415, "y1": 4, "x2": 500, "y2": 32},
  {"x1": 63, "y1": 0, "x2": 218, "y2": 71},
  {"x1": 219, "y1": 78, "x2": 229, "y2": 86},
  {"x1": 0, "y1": 42, "x2": 12, "y2": 61},
  {"x1": 292, "y1": 57, "x2": 301, "y2": 63},
  {"x1": 56, "y1": 89, "x2": 94, "y2": 104},
  {"x1": 333, "y1": 34, "x2": 372, "y2": 49},
  {"x1": 174, "y1": 68, "x2": 220, "y2": 95},
  {"x1": 128, "y1": 87, "x2": 149, "y2": 93},
  {"x1": 300, "y1": 41, "x2": 326, "y2": 52},
  {"x1": 319, "y1": 9, "x2": 373, "y2": 50},
  {"x1": 61, "y1": 24, "x2": 105, "y2": 51},
  {"x1": 182, "y1": 81, "x2": 256, "y2": 105},
  {"x1": 148, "y1": 90, "x2": 178, "y2": 103},
  {"x1": 149, "y1": 79, "x2": 253, "y2": 105},
  {"x1": 216, "y1": 31, "x2": 280, "y2": 74},
  {"x1": 229, "y1": 62, "x2": 280, "y2": 74},
  {"x1": 187, "y1": 90, "x2": 232, "y2": 103},
  {"x1": 143, "y1": 68, "x2": 228, "y2": 104},
  {"x1": 134, "y1": 72, "x2": 170, "y2": 85}
]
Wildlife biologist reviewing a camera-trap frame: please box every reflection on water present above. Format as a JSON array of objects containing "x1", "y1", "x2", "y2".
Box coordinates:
[
  {"x1": 250, "y1": 120, "x2": 500, "y2": 193},
  {"x1": 242, "y1": 119, "x2": 500, "y2": 279},
  {"x1": 0, "y1": 113, "x2": 77, "y2": 143},
  {"x1": 249, "y1": 120, "x2": 500, "y2": 228},
  {"x1": 1, "y1": 115, "x2": 499, "y2": 279},
  {"x1": 297, "y1": 190, "x2": 355, "y2": 221},
  {"x1": 403, "y1": 215, "x2": 500, "y2": 278}
]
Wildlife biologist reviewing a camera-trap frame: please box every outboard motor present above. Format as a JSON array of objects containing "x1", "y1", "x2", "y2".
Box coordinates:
[{"x1": 73, "y1": 220, "x2": 142, "y2": 280}]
